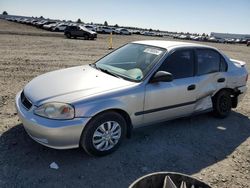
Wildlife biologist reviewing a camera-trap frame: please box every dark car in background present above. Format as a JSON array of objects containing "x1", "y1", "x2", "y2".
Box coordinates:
[{"x1": 64, "y1": 25, "x2": 97, "y2": 40}]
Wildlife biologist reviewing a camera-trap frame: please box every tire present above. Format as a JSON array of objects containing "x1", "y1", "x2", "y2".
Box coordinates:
[
  {"x1": 212, "y1": 90, "x2": 232, "y2": 118},
  {"x1": 84, "y1": 35, "x2": 89, "y2": 40},
  {"x1": 66, "y1": 33, "x2": 71, "y2": 38},
  {"x1": 80, "y1": 111, "x2": 126, "y2": 156}
]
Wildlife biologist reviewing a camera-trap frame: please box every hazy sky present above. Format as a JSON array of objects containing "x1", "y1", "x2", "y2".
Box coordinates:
[{"x1": 0, "y1": 0, "x2": 249, "y2": 34}]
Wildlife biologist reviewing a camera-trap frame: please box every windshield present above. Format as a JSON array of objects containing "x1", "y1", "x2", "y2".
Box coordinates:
[
  {"x1": 80, "y1": 25, "x2": 94, "y2": 33},
  {"x1": 80, "y1": 26, "x2": 87, "y2": 30},
  {"x1": 95, "y1": 43, "x2": 165, "y2": 81}
]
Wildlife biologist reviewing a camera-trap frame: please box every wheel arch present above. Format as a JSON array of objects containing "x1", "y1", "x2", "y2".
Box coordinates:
[
  {"x1": 212, "y1": 87, "x2": 238, "y2": 108},
  {"x1": 82, "y1": 108, "x2": 133, "y2": 140},
  {"x1": 101, "y1": 109, "x2": 133, "y2": 138}
]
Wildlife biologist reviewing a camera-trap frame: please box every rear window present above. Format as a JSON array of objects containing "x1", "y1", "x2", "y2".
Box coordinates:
[{"x1": 220, "y1": 56, "x2": 227, "y2": 72}]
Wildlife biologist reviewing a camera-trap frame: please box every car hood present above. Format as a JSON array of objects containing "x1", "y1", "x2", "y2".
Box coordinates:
[
  {"x1": 81, "y1": 28, "x2": 96, "y2": 34},
  {"x1": 24, "y1": 65, "x2": 135, "y2": 106}
]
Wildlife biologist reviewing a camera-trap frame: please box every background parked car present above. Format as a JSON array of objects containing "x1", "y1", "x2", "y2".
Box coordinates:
[
  {"x1": 27, "y1": 19, "x2": 39, "y2": 25},
  {"x1": 114, "y1": 28, "x2": 131, "y2": 35},
  {"x1": 35, "y1": 20, "x2": 50, "y2": 28},
  {"x1": 64, "y1": 25, "x2": 97, "y2": 40},
  {"x1": 42, "y1": 22, "x2": 58, "y2": 31},
  {"x1": 142, "y1": 31, "x2": 155, "y2": 36},
  {"x1": 96, "y1": 26, "x2": 114, "y2": 34},
  {"x1": 208, "y1": 37, "x2": 225, "y2": 43},
  {"x1": 225, "y1": 38, "x2": 235, "y2": 44},
  {"x1": 52, "y1": 23, "x2": 69, "y2": 32},
  {"x1": 84, "y1": 25, "x2": 97, "y2": 32},
  {"x1": 178, "y1": 34, "x2": 190, "y2": 40}
]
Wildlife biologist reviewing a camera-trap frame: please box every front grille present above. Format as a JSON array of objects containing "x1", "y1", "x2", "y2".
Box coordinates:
[{"x1": 21, "y1": 91, "x2": 32, "y2": 110}]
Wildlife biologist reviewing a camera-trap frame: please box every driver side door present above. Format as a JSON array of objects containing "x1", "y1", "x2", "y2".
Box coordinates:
[{"x1": 142, "y1": 49, "x2": 198, "y2": 124}]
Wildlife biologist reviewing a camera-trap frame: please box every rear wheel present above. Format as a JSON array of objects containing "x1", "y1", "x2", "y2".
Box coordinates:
[
  {"x1": 80, "y1": 111, "x2": 126, "y2": 156},
  {"x1": 66, "y1": 33, "x2": 71, "y2": 38},
  {"x1": 213, "y1": 90, "x2": 232, "y2": 118},
  {"x1": 84, "y1": 35, "x2": 89, "y2": 40}
]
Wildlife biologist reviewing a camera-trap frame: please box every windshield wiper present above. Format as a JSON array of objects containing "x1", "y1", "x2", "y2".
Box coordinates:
[
  {"x1": 98, "y1": 67, "x2": 121, "y2": 78},
  {"x1": 89, "y1": 63, "x2": 122, "y2": 79},
  {"x1": 89, "y1": 63, "x2": 97, "y2": 69}
]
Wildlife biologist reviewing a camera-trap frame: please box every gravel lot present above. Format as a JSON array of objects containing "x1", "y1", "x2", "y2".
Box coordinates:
[{"x1": 0, "y1": 19, "x2": 249, "y2": 188}]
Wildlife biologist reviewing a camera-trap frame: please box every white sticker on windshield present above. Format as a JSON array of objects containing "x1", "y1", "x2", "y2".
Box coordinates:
[{"x1": 144, "y1": 48, "x2": 162, "y2": 55}]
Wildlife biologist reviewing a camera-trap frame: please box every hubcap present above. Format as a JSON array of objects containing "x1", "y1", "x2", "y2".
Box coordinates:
[
  {"x1": 92, "y1": 121, "x2": 121, "y2": 151},
  {"x1": 219, "y1": 96, "x2": 230, "y2": 113}
]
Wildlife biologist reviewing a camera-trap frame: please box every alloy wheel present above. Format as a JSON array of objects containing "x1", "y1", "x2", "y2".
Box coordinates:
[{"x1": 92, "y1": 121, "x2": 121, "y2": 151}]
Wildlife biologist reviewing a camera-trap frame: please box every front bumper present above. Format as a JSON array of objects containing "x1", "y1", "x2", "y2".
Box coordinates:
[
  {"x1": 91, "y1": 33, "x2": 97, "y2": 38},
  {"x1": 15, "y1": 91, "x2": 91, "y2": 149}
]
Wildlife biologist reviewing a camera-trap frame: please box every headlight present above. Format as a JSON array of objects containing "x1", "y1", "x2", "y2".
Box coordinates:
[{"x1": 34, "y1": 103, "x2": 75, "y2": 120}]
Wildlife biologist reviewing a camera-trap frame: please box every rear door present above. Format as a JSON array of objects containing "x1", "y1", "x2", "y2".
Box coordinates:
[
  {"x1": 75, "y1": 26, "x2": 83, "y2": 36},
  {"x1": 70, "y1": 26, "x2": 78, "y2": 36},
  {"x1": 142, "y1": 49, "x2": 198, "y2": 124},
  {"x1": 193, "y1": 48, "x2": 228, "y2": 112}
]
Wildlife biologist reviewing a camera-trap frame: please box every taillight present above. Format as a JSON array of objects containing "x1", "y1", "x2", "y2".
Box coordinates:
[{"x1": 246, "y1": 74, "x2": 248, "y2": 82}]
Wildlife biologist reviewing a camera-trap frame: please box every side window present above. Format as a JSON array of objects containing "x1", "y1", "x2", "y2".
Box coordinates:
[
  {"x1": 220, "y1": 56, "x2": 227, "y2": 72},
  {"x1": 159, "y1": 50, "x2": 194, "y2": 79},
  {"x1": 196, "y1": 49, "x2": 220, "y2": 75}
]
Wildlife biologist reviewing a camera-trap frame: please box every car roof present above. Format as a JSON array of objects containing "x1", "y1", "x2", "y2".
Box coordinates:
[{"x1": 132, "y1": 40, "x2": 214, "y2": 50}]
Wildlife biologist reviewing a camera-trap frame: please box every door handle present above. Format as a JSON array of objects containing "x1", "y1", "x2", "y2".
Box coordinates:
[
  {"x1": 217, "y1": 78, "x2": 225, "y2": 83},
  {"x1": 187, "y1": 84, "x2": 196, "y2": 91}
]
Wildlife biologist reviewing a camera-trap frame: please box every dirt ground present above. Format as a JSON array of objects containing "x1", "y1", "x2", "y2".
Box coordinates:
[{"x1": 0, "y1": 19, "x2": 249, "y2": 188}]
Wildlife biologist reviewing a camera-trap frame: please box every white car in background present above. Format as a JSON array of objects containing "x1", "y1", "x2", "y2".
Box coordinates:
[
  {"x1": 52, "y1": 23, "x2": 69, "y2": 32},
  {"x1": 143, "y1": 31, "x2": 156, "y2": 36},
  {"x1": 42, "y1": 22, "x2": 58, "y2": 30},
  {"x1": 84, "y1": 25, "x2": 97, "y2": 32},
  {"x1": 208, "y1": 37, "x2": 225, "y2": 43},
  {"x1": 115, "y1": 28, "x2": 131, "y2": 35},
  {"x1": 97, "y1": 26, "x2": 114, "y2": 34}
]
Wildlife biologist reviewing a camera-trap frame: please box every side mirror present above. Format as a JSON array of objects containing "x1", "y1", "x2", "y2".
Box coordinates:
[{"x1": 150, "y1": 71, "x2": 173, "y2": 83}]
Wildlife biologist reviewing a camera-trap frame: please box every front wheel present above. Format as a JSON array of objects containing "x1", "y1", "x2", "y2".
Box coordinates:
[
  {"x1": 212, "y1": 90, "x2": 232, "y2": 118},
  {"x1": 80, "y1": 111, "x2": 126, "y2": 156}
]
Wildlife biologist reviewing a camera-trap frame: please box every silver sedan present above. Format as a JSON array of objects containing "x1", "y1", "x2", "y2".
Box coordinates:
[{"x1": 15, "y1": 40, "x2": 248, "y2": 156}]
